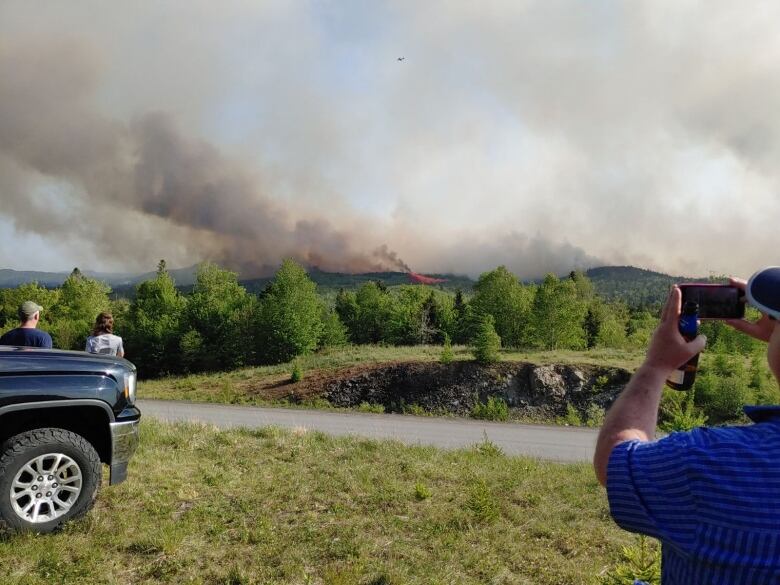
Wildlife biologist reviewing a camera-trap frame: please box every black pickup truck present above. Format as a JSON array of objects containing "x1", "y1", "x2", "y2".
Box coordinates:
[{"x1": 0, "y1": 346, "x2": 140, "y2": 532}]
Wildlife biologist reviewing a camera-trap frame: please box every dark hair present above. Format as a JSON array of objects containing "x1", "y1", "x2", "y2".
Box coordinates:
[{"x1": 92, "y1": 312, "x2": 114, "y2": 336}]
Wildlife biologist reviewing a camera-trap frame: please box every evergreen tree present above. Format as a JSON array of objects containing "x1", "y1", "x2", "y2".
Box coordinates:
[
  {"x1": 583, "y1": 300, "x2": 607, "y2": 349},
  {"x1": 472, "y1": 314, "x2": 501, "y2": 364},
  {"x1": 256, "y1": 259, "x2": 324, "y2": 363},
  {"x1": 453, "y1": 289, "x2": 470, "y2": 343},
  {"x1": 440, "y1": 333, "x2": 454, "y2": 364}
]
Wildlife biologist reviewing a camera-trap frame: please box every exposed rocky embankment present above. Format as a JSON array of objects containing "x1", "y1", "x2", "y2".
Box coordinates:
[{"x1": 319, "y1": 361, "x2": 631, "y2": 419}]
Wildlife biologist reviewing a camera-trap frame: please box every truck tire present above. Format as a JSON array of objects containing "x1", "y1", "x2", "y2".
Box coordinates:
[{"x1": 0, "y1": 428, "x2": 101, "y2": 533}]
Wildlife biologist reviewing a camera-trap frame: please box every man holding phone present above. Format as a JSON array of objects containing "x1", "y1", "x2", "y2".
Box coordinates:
[{"x1": 594, "y1": 272, "x2": 780, "y2": 583}]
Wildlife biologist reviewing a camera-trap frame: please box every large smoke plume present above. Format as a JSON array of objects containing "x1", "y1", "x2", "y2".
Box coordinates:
[
  {"x1": 3, "y1": 2, "x2": 780, "y2": 279},
  {"x1": 0, "y1": 40, "x2": 408, "y2": 276}
]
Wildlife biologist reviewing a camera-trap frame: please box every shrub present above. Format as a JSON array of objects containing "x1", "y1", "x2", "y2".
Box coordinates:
[
  {"x1": 471, "y1": 314, "x2": 501, "y2": 365},
  {"x1": 475, "y1": 434, "x2": 504, "y2": 457},
  {"x1": 414, "y1": 482, "x2": 432, "y2": 501},
  {"x1": 560, "y1": 403, "x2": 583, "y2": 426},
  {"x1": 466, "y1": 478, "x2": 500, "y2": 523},
  {"x1": 585, "y1": 403, "x2": 605, "y2": 427},
  {"x1": 660, "y1": 389, "x2": 707, "y2": 432},
  {"x1": 471, "y1": 396, "x2": 509, "y2": 421},
  {"x1": 440, "y1": 333, "x2": 454, "y2": 364},
  {"x1": 694, "y1": 369, "x2": 750, "y2": 424},
  {"x1": 600, "y1": 535, "x2": 661, "y2": 585},
  {"x1": 290, "y1": 362, "x2": 303, "y2": 383},
  {"x1": 357, "y1": 402, "x2": 385, "y2": 414},
  {"x1": 402, "y1": 403, "x2": 427, "y2": 416}
]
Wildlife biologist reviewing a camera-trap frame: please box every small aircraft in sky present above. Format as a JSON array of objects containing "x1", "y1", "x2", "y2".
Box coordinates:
[{"x1": 397, "y1": 56, "x2": 405, "y2": 61}]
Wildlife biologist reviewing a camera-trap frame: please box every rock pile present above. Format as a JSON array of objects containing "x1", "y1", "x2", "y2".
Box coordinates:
[{"x1": 323, "y1": 361, "x2": 630, "y2": 418}]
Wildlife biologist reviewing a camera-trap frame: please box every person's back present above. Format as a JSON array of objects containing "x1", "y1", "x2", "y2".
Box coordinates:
[
  {"x1": 85, "y1": 333, "x2": 124, "y2": 356},
  {"x1": 85, "y1": 312, "x2": 124, "y2": 357},
  {"x1": 608, "y1": 412, "x2": 780, "y2": 582},
  {"x1": 0, "y1": 327, "x2": 52, "y2": 348},
  {"x1": 0, "y1": 301, "x2": 52, "y2": 349}
]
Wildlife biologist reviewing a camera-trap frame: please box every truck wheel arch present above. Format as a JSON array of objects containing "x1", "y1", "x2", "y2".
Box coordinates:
[{"x1": 0, "y1": 401, "x2": 114, "y2": 464}]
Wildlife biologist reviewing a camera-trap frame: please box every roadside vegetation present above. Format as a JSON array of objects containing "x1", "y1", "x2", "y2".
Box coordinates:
[
  {"x1": 1, "y1": 260, "x2": 776, "y2": 427},
  {"x1": 0, "y1": 419, "x2": 635, "y2": 585},
  {"x1": 137, "y1": 344, "x2": 643, "y2": 410}
]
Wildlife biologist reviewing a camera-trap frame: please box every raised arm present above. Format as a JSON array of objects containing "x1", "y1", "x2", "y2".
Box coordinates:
[{"x1": 593, "y1": 286, "x2": 706, "y2": 486}]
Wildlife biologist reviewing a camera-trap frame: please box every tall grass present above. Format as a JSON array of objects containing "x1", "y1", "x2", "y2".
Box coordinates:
[{"x1": 0, "y1": 419, "x2": 633, "y2": 584}]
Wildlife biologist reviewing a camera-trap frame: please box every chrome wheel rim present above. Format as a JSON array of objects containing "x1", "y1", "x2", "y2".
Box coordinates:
[{"x1": 10, "y1": 453, "x2": 82, "y2": 524}]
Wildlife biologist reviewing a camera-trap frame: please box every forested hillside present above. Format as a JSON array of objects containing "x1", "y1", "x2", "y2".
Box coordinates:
[{"x1": 585, "y1": 266, "x2": 690, "y2": 308}]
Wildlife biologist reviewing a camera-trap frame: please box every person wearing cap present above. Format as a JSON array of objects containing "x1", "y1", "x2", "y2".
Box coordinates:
[
  {"x1": 0, "y1": 301, "x2": 53, "y2": 349},
  {"x1": 594, "y1": 271, "x2": 780, "y2": 583}
]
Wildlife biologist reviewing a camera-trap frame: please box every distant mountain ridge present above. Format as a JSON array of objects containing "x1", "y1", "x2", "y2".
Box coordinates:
[
  {"x1": 0, "y1": 264, "x2": 704, "y2": 307},
  {"x1": 0, "y1": 266, "x2": 200, "y2": 288}
]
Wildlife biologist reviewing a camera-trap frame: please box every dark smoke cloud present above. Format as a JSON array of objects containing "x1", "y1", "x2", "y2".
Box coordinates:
[
  {"x1": 0, "y1": 40, "x2": 405, "y2": 276},
  {"x1": 373, "y1": 244, "x2": 412, "y2": 273}
]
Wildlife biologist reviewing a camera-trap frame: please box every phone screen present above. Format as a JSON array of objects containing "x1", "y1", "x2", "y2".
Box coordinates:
[{"x1": 679, "y1": 285, "x2": 745, "y2": 319}]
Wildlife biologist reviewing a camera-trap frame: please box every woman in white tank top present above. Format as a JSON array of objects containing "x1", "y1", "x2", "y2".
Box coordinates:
[{"x1": 85, "y1": 312, "x2": 125, "y2": 357}]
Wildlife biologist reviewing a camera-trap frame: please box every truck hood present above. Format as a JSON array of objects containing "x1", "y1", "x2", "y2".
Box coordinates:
[{"x1": 0, "y1": 346, "x2": 135, "y2": 375}]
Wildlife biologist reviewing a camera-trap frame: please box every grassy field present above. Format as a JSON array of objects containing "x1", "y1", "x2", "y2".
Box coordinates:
[
  {"x1": 139, "y1": 345, "x2": 644, "y2": 407},
  {"x1": 0, "y1": 419, "x2": 635, "y2": 585}
]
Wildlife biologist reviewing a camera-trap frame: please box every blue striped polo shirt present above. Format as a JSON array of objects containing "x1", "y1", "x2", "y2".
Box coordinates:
[{"x1": 607, "y1": 405, "x2": 780, "y2": 584}]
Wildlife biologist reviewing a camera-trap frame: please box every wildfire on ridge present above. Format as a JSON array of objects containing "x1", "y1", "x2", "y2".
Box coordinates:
[{"x1": 407, "y1": 271, "x2": 447, "y2": 285}]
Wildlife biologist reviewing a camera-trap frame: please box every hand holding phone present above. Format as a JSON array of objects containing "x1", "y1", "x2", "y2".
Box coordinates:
[{"x1": 679, "y1": 284, "x2": 745, "y2": 320}]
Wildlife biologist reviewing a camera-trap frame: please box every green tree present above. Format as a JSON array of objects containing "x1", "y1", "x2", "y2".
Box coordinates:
[
  {"x1": 470, "y1": 266, "x2": 532, "y2": 347},
  {"x1": 319, "y1": 307, "x2": 348, "y2": 348},
  {"x1": 627, "y1": 309, "x2": 657, "y2": 348},
  {"x1": 126, "y1": 260, "x2": 187, "y2": 376},
  {"x1": 596, "y1": 303, "x2": 629, "y2": 349},
  {"x1": 472, "y1": 314, "x2": 501, "y2": 364},
  {"x1": 527, "y1": 274, "x2": 587, "y2": 350},
  {"x1": 184, "y1": 262, "x2": 254, "y2": 371},
  {"x1": 334, "y1": 288, "x2": 359, "y2": 340},
  {"x1": 452, "y1": 289, "x2": 470, "y2": 343},
  {"x1": 583, "y1": 299, "x2": 607, "y2": 349},
  {"x1": 352, "y1": 281, "x2": 396, "y2": 344},
  {"x1": 0, "y1": 282, "x2": 60, "y2": 331},
  {"x1": 256, "y1": 259, "x2": 324, "y2": 363},
  {"x1": 50, "y1": 269, "x2": 111, "y2": 349},
  {"x1": 569, "y1": 270, "x2": 595, "y2": 301},
  {"x1": 388, "y1": 286, "x2": 454, "y2": 345}
]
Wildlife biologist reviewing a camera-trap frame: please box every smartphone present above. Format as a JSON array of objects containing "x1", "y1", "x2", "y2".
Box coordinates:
[{"x1": 679, "y1": 284, "x2": 745, "y2": 319}]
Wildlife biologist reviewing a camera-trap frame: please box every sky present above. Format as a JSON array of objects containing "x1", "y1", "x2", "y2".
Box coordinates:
[{"x1": 1, "y1": 1, "x2": 780, "y2": 279}]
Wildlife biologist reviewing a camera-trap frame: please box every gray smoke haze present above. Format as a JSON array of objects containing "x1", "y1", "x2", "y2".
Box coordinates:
[{"x1": 2, "y1": 1, "x2": 780, "y2": 279}]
